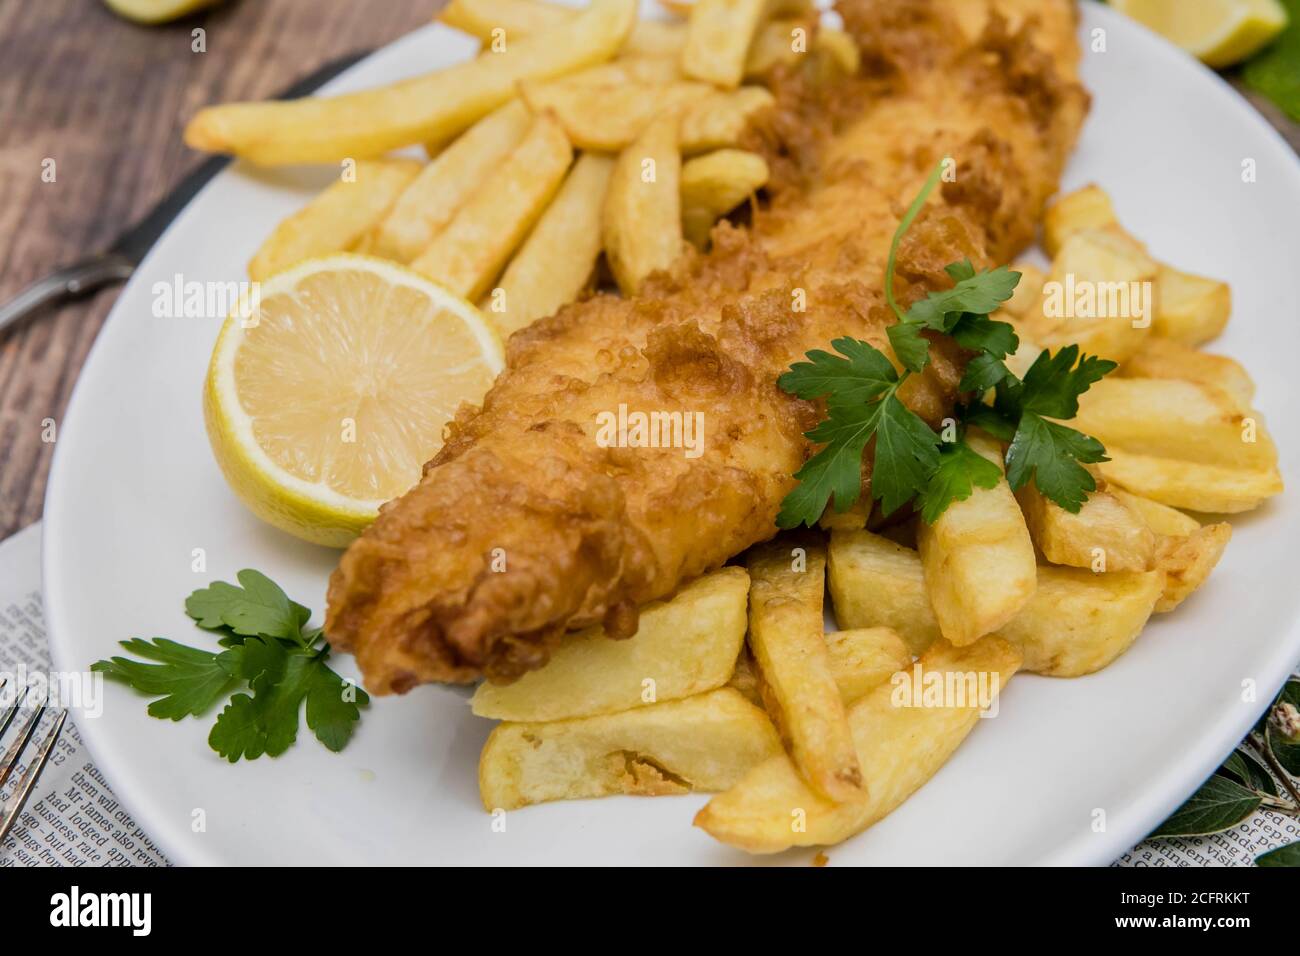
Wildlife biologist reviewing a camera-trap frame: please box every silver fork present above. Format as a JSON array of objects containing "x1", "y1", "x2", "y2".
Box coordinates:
[{"x1": 0, "y1": 678, "x2": 68, "y2": 844}]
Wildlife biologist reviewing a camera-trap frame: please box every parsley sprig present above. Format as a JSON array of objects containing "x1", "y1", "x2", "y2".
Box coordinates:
[
  {"x1": 776, "y1": 160, "x2": 1116, "y2": 529},
  {"x1": 93, "y1": 570, "x2": 368, "y2": 762}
]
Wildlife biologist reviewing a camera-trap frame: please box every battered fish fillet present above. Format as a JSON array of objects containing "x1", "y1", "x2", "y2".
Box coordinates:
[{"x1": 326, "y1": 0, "x2": 1089, "y2": 693}]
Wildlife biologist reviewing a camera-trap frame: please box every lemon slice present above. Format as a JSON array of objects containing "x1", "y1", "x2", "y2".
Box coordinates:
[
  {"x1": 104, "y1": 0, "x2": 222, "y2": 25},
  {"x1": 204, "y1": 255, "x2": 503, "y2": 547},
  {"x1": 1112, "y1": 0, "x2": 1288, "y2": 68}
]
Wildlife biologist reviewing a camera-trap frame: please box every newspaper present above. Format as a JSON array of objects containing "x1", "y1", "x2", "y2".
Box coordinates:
[
  {"x1": 0, "y1": 522, "x2": 1294, "y2": 868},
  {"x1": 0, "y1": 524, "x2": 169, "y2": 868}
]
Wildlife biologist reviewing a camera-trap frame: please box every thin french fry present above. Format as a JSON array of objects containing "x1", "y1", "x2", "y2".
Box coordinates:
[
  {"x1": 440, "y1": 0, "x2": 570, "y2": 37},
  {"x1": 813, "y1": 26, "x2": 861, "y2": 77},
  {"x1": 744, "y1": 17, "x2": 810, "y2": 77},
  {"x1": 441, "y1": 0, "x2": 686, "y2": 57},
  {"x1": 411, "y1": 114, "x2": 573, "y2": 300},
  {"x1": 487, "y1": 152, "x2": 614, "y2": 335},
  {"x1": 185, "y1": 0, "x2": 634, "y2": 164},
  {"x1": 248, "y1": 158, "x2": 421, "y2": 281},
  {"x1": 624, "y1": 19, "x2": 689, "y2": 57},
  {"x1": 522, "y1": 78, "x2": 709, "y2": 151},
  {"x1": 525, "y1": 78, "x2": 772, "y2": 153},
  {"x1": 602, "y1": 109, "x2": 686, "y2": 295},
  {"x1": 695, "y1": 637, "x2": 1020, "y2": 853},
  {"x1": 368, "y1": 101, "x2": 531, "y2": 262},
  {"x1": 747, "y1": 539, "x2": 864, "y2": 802},
  {"x1": 680, "y1": 86, "x2": 775, "y2": 154},
  {"x1": 681, "y1": 0, "x2": 768, "y2": 89},
  {"x1": 680, "y1": 148, "x2": 768, "y2": 246}
]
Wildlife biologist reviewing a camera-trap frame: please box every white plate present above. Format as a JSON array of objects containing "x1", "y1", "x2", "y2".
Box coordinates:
[{"x1": 44, "y1": 2, "x2": 1300, "y2": 866}]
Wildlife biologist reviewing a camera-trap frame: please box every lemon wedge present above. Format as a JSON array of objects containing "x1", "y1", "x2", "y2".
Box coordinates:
[
  {"x1": 204, "y1": 255, "x2": 503, "y2": 547},
  {"x1": 1112, "y1": 0, "x2": 1288, "y2": 68},
  {"x1": 104, "y1": 0, "x2": 222, "y2": 24}
]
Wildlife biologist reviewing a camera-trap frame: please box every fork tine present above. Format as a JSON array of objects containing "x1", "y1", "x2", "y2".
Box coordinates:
[
  {"x1": 0, "y1": 704, "x2": 46, "y2": 792},
  {"x1": 0, "y1": 709, "x2": 66, "y2": 844},
  {"x1": 0, "y1": 682, "x2": 28, "y2": 741}
]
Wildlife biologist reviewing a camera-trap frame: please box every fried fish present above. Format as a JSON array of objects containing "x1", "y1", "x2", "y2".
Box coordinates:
[{"x1": 325, "y1": 0, "x2": 1089, "y2": 693}]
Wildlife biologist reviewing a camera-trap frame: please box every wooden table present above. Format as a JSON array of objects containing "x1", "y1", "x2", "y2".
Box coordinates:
[
  {"x1": 0, "y1": 1, "x2": 1296, "y2": 541},
  {"x1": 0, "y1": 0, "x2": 435, "y2": 540}
]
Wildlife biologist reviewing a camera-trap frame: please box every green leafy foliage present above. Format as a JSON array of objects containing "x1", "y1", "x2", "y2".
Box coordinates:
[
  {"x1": 905, "y1": 262, "x2": 1022, "y2": 332},
  {"x1": 1218, "y1": 748, "x2": 1277, "y2": 798},
  {"x1": 1004, "y1": 413, "x2": 1106, "y2": 513},
  {"x1": 185, "y1": 569, "x2": 310, "y2": 643},
  {"x1": 1242, "y1": 0, "x2": 1300, "y2": 122},
  {"x1": 998, "y1": 345, "x2": 1116, "y2": 420},
  {"x1": 1151, "y1": 775, "x2": 1262, "y2": 838},
  {"x1": 94, "y1": 571, "x2": 368, "y2": 762},
  {"x1": 1267, "y1": 679, "x2": 1300, "y2": 775},
  {"x1": 994, "y1": 346, "x2": 1116, "y2": 513},
  {"x1": 93, "y1": 639, "x2": 243, "y2": 721},
  {"x1": 776, "y1": 160, "x2": 1116, "y2": 527},
  {"x1": 778, "y1": 336, "x2": 897, "y2": 407},
  {"x1": 1256, "y1": 842, "x2": 1300, "y2": 867},
  {"x1": 1149, "y1": 676, "x2": 1300, "y2": 866},
  {"x1": 916, "y1": 440, "x2": 1002, "y2": 524}
]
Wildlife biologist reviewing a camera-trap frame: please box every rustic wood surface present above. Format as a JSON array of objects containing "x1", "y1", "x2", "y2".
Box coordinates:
[
  {"x1": 0, "y1": 2, "x2": 1296, "y2": 541},
  {"x1": 0, "y1": 0, "x2": 437, "y2": 540}
]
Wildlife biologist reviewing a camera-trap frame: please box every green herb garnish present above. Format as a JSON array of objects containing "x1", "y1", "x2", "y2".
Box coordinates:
[
  {"x1": 776, "y1": 160, "x2": 1116, "y2": 529},
  {"x1": 93, "y1": 570, "x2": 368, "y2": 762},
  {"x1": 1242, "y1": 0, "x2": 1300, "y2": 123}
]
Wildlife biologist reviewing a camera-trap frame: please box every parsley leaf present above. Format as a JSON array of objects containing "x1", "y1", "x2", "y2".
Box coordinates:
[
  {"x1": 886, "y1": 321, "x2": 933, "y2": 373},
  {"x1": 959, "y1": 400, "x2": 1017, "y2": 442},
  {"x1": 950, "y1": 313, "x2": 1019, "y2": 358},
  {"x1": 888, "y1": 263, "x2": 1020, "y2": 373},
  {"x1": 210, "y1": 638, "x2": 370, "y2": 762},
  {"x1": 777, "y1": 159, "x2": 1117, "y2": 527},
  {"x1": 999, "y1": 345, "x2": 1116, "y2": 420},
  {"x1": 904, "y1": 264, "x2": 1022, "y2": 332},
  {"x1": 185, "y1": 569, "x2": 309, "y2": 644},
  {"x1": 778, "y1": 336, "x2": 897, "y2": 406},
  {"x1": 1004, "y1": 412, "x2": 1106, "y2": 513},
  {"x1": 93, "y1": 639, "x2": 244, "y2": 720},
  {"x1": 871, "y1": 394, "x2": 942, "y2": 514},
  {"x1": 958, "y1": 353, "x2": 1012, "y2": 393},
  {"x1": 779, "y1": 390, "x2": 889, "y2": 528},
  {"x1": 95, "y1": 570, "x2": 369, "y2": 762},
  {"x1": 307, "y1": 665, "x2": 370, "y2": 752},
  {"x1": 916, "y1": 439, "x2": 1003, "y2": 524}
]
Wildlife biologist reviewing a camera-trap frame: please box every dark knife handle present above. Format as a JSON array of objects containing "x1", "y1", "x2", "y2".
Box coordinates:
[
  {"x1": 0, "y1": 254, "x2": 136, "y2": 336},
  {"x1": 0, "y1": 50, "x2": 369, "y2": 339}
]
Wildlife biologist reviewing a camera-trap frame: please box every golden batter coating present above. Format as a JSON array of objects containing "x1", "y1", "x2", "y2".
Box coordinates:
[{"x1": 326, "y1": 0, "x2": 1089, "y2": 692}]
